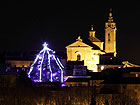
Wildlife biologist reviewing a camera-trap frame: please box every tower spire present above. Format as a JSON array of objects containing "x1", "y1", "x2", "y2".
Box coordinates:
[
  {"x1": 108, "y1": 8, "x2": 113, "y2": 22},
  {"x1": 91, "y1": 25, "x2": 93, "y2": 31},
  {"x1": 109, "y1": 8, "x2": 112, "y2": 16},
  {"x1": 89, "y1": 25, "x2": 95, "y2": 38}
]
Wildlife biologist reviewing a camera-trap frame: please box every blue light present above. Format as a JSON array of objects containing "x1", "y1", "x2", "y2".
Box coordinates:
[{"x1": 28, "y1": 42, "x2": 64, "y2": 83}]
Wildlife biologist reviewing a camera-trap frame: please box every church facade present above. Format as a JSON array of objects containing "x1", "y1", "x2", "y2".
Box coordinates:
[{"x1": 66, "y1": 10, "x2": 117, "y2": 72}]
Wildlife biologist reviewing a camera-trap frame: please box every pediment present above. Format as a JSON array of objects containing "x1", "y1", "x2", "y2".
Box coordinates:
[{"x1": 66, "y1": 40, "x2": 92, "y2": 48}]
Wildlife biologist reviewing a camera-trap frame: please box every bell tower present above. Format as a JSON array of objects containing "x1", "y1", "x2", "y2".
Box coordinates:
[
  {"x1": 105, "y1": 9, "x2": 117, "y2": 57},
  {"x1": 89, "y1": 25, "x2": 95, "y2": 39}
]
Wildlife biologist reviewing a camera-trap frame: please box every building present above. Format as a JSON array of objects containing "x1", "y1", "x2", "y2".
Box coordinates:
[
  {"x1": 66, "y1": 35, "x2": 105, "y2": 72},
  {"x1": 105, "y1": 9, "x2": 117, "y2": 57},
  {"x1": 5, "y1": 52, "x2": 33, "y2": 68},
  {"x1": 65, "y1": 61, "x2": 87, "y2": 76},
  {"x1": 98, "y1": 56, "x2": 123, "y2": 72},
  {"x1": 66, "y1": 10, "x2": 116, "y2": 72}
]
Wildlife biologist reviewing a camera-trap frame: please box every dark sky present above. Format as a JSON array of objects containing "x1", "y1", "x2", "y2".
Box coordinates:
[{"x1": 1, "y1": 2, "x2": 140, "y2": 64}]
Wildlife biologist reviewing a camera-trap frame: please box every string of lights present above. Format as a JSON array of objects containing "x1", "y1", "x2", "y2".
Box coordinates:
[{"x1": 28, "y1": 42, "x2": 64, "y2": 83}]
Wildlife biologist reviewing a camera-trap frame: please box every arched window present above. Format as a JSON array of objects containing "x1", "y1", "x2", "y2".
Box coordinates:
[{"x1": 77, "y1": 54, "x2": 81, "y2": 61}]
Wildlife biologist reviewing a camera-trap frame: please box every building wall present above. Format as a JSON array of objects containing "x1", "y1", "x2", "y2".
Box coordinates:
[
  {"x1": 105, "y1": 28, "x2": 116, "y2": 54},
  {"x1": 65, "y1": 82, "x2": 89, "y2": 87},
  {"x1": 66, "y1": 46, "x2": 100, "y2": 72},
  {"x1": 98, "y1": 65, "x2": 123, "y2": 72},
  {"x1": 6, "y1": 60, "x2": 33, "y2": 67},
  {"x1": 122, "y1": 72, "x2": 140, "y2": 77}
]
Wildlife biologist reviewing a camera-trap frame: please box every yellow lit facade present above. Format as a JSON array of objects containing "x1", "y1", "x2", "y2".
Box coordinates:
[
  {"x1": 66, "y1": 35, "x2": 104, "y2": 72},
  {"x1": 66, "y1": 10, "x2": 117, "y2": 72},
  {"x1": 105, "y1": 9, "x2": 117, "y2": 57}
]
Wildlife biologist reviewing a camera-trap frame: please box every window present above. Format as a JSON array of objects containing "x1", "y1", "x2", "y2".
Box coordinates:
[
  {"x1": 108, "y1": 33, "x2": 111, "y2": 42},
  {"x1": 77, "y1": 54, "x2": 81, "y2": 61}
]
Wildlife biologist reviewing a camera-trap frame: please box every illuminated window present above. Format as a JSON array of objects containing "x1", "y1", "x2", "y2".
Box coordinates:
[
  {"x1": 136, "y1": 74, "x2": 138, "y2": 77},
  {"x1": 77, "y1": 54, "x2": 81, "y2": 61}
]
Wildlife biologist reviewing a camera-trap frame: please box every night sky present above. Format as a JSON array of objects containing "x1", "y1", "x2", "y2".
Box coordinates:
[{"x1": 1, "y1": 2, "x2": 140, "y2": 64}]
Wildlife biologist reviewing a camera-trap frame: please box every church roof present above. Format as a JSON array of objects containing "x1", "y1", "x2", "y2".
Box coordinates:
[
  {"x1": 89, "y1": 37, "x2": 102, "y2": 42},
  {"x1": 66, "y1": 36, "x2": 92, "y2": 48},
  {"x1": 82, "y1": 39, "x2": 101, "y2": 50},
  {"x1": 66, "y1": 36, "x2": 101, "y2": 50}
]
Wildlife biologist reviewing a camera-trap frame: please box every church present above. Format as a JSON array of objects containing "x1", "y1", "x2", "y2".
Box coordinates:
[
  {"x1": 4, "y1": 9, "x2": 140, "y2": 74},
  {"x1": 66, "y1": 10, "x2": 117, "y2": 72}
]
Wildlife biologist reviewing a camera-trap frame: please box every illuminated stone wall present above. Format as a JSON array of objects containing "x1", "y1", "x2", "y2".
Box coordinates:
[
  {"x1": 0, "y1": 87, "x2": 93, "y2": 105},
  {"x1": 0, "y1": 85, "x2": 140, "y2": 105}
]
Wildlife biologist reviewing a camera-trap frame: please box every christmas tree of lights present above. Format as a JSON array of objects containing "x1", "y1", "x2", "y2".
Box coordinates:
[{"x1": 28, "y1": 42, "x2": 64, "y2": 83}]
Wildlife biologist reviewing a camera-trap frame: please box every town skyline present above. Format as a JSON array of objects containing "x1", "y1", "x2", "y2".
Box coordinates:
[{"x1": 1, "y1": 4, "x2": 140, "y2": 64}]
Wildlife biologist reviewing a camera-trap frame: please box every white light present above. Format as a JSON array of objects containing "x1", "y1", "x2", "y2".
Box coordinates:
[
  {"x1": 28, "y1": 42, "x2": 64, "y2": 83},
  {"x1": 101, "y1": 66, "x2": 104, "y2": 70}
]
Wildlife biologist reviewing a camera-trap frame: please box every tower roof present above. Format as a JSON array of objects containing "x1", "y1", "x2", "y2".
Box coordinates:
[
  {"x1": 108, "y1": 8, "x2": 113, "y2": 22},
  {"x1": 89, "y1": 25, "x2": 102, "y2": 42},
  {"x1": 91, "y1": 25, "x2": 94, "y2": 31}
]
